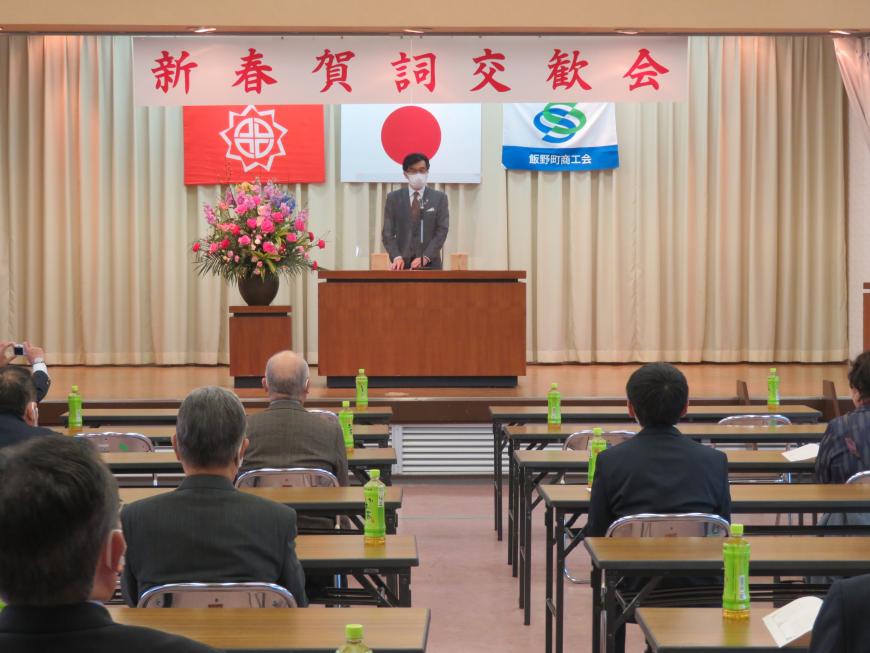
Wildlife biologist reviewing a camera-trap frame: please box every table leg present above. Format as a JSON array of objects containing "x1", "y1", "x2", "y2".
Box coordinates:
[
  {"x1": 509, "y1": 445, "x2": 519, "y2": 572},
  {"x1": 494, "y1": 421, "x2": 503, "y2": 539},
  {"x1": 523, "y1": 468, "x2": 534, "y2": 625},
  {"x1": 591, "y1": 565, "x2": 602, "y2": 653},
  {"x1": 545, "y1": 504, "x2": 554, "y2": 653},
  {"x1": 398, "y1": 570, "x2": 412, "y2": 607},
  {"x1": 386, "y1": 509, "x2": 398, "y2": 535},
  {"x1": 604, "y1": 574, "x2": 617, "y2": 653},
  {"x1": 518, "y1": 467, "x2": 526, "y2": 607}
]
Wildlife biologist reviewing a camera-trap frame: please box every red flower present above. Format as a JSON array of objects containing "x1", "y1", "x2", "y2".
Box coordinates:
[
  {"x1": 308, "y1": 231, "x2": 315, "y2": 241},
  {"x1": 192, "y1": 242, "x2": 201, "y2": 252},
  {"x1": 230, "y1": 224, "x2": 241, "y2": 236},
  {"x1": 220, "y1": 238, "x2": 230, "y2": 249},
  {"x1": 312, "y1": 261, "x2": 319, "y2": 270},
  {"x1": 317, "y1": 239, "x2": 326, "y2": 249}
]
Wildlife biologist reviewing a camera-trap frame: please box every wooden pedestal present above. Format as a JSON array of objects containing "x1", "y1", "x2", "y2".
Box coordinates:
[{"x1": 229, "y1": 305, "x2": 292, "y2": 388}]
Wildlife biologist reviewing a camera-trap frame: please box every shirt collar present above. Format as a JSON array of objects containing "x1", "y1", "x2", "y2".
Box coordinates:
[{"x1": 408, "y1": 186, "x2": 427, "y2": 200}]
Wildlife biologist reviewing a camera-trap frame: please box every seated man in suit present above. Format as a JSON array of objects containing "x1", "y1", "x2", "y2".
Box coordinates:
[
  {"x1": 585, "y1": 362, "x2": 732, "y2": 653},
  {"x1": 809, "y1": 573, "x2": 870, "y2": 653},
  {"x1": 0, "y1": 436, "x2": 217, "y2": 652},
  {"x1": 242, "y1": 349, "x2": 349, "y2": 532},
  {"x1": 0, "y1": 341, "x2": 51, "y2": 402},
  {"x1": 121, "y1": 385, "x2": 307, "y2": 607},
  {"x1": 382, "y1": 152, "x2": 449, "y2": 270},
  {"x1": 0, "y1": 366, "x2": 58, "y2": 449}
]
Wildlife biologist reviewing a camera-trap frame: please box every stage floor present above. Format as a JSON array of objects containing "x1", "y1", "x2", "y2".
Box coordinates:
[{"x1": 41, "y1": 362, "x2": 850, "y2": 402}]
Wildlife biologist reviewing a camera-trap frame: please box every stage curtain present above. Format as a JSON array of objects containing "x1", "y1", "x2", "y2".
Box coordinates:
[
  {"x1": 0, "y1": 35, "x2": 847, "y2": 364},
  {"x1": 834, "y1": 37, "x2": 870, "y2": 150}
]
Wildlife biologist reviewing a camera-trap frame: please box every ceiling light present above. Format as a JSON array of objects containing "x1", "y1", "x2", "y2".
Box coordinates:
[
  {"x1": 829, "y1": 29, "x2": 852, "y2": 35},
  {"x1": 615, "y1": 29, "x2": 639, "y2": 35},
  {"x1": 191, "y1": 26, "x2": 216, "y2": 34}
]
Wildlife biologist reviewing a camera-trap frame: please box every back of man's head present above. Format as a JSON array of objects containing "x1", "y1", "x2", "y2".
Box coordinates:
[
  {"x1": 176, "y1": 386, "x2": 247, "y2": 468},
  {"x1": 0, "y1": 436, "x2": 119, "y2": 605},
  {"x1": 626, "y1": 363, "x2": 689, "y2": 428},
  {"x1": 264, "y1": 350, "x2": 310, "y2": 401},
  {"x1": 0, "y1": 366, "x2": 36, "y2": 416}
]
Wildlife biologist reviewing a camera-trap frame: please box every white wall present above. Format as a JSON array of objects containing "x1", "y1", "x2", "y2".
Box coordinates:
[{"x1": 848, "y1": 107, "x2": 870, "y2": 359}]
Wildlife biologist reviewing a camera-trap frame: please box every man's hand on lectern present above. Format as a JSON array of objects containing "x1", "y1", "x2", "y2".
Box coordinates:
[
  {"x1": 410, "y1": 257, "x2": 424, "y2": 270},
  {"x1": 390, "y1": 256, "x2": 405, "y2": 270}
]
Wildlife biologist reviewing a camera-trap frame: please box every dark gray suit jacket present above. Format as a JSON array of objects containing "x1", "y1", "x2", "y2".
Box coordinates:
[
  {"x1": 382, "y1": 187, "x2": 449, "y2": 268},
  {"x1": 0, "y1": 413, "x2": 60, "y2": 450},
  {"x1": 810, "y1": 574, "x2": 870, "y2": 653},
  {"x1": 242, "y1": 399, "x2": 349, "y2": 530},
  {"x1": 0, "y1": 603, "x2": 218, "y2": 653},
  {"x1": 120, "y1": 474, "x2": 307, "y2": 607},
  {"x1": 585, "y1": 425, "x2": 732, "y2": 537}
]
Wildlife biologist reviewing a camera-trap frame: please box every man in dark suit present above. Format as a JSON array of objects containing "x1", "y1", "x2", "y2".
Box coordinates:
[
  {"x1": 0, "y1": 436, "x2": 217, "y2": 653},
  {"x1": 1, "y1": 341, "x2": 51, "y2": 402},
  {"x1": 242, "y1": 350, "x2": 349, "y2": 531},
  {"x1": 121, "y1": 386, "x2": 307, "y2": 607},
  {"x1": 585, "y1": 363, "x2": 732, "y2": 653},
  {"x1": 382, "y1": 152, "x2": 449, "y2": 270},
  {"x1": 810, "y1": 574, "x2": 870, "y2": 653},
  {"x1": 0, "y1": 366, "x2": 58, "y2": 449}
]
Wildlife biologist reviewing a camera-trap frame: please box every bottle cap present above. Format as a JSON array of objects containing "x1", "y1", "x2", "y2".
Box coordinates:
[
  {"x1": 769, "y1": 367, "x2": 776, "y2": 374},
  {"x1": 358, "y1": 368, "x2": 365, "y2": 375},
  {"x1": 551, "y1": 382, "x2": 558, "y2": 389},
  {"x1": 71, "y1": 385, "x2": 79, "y2": 392},
  {"x1": 592, "y1": 427, "x2": 603, "y2": 436},
  {"x1": 345, "y1": 624, "x2": 364, "y2": 640},
  {"x1": 369, "y1": 469, "x2": 380, "y2": 480},
  {"x1": 342, "y1": 400, "x2": 350, "y2": 408},
  {"x1": 730, "y1": 523, "x2": 744, "y2": 536}
]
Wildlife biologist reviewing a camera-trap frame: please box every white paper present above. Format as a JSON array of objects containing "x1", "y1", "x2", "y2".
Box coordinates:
[
  {"x1": 763, "y1": 596, "x2": 823, "y2": 647},
  {"x1": 782, "y1": 443, "x2": 820, "y2": 462}
]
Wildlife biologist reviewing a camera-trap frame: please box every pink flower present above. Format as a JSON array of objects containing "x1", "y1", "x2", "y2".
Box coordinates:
[
  {"x1": 246, "y1": 218, "x2": 258, "y2": 230},
  {"x1": 262, "y1": 242, "x2": 277, "y2": 254},
  {"x1": 296, "y1": 246, "x2": 304, "y2": 253},
  {"x1": 304, "y1": 252, "x2": 310, "y2": 260},
  {"x1": 286, "y1": 233, "x2": 298, "y2": 243},
  {"x1": 260, "y1": 219, "x2": 275, "y2": 234},
  {"x1": 271, "y1": 211, "x2": 283, "y2": 222},
  {"x1": 208, "y1": 243, "x2": 219, "y2": 254},
  {"x1": 317, "y1": 239, "x2": 326, "y2": 249},
  {"x1": 294, "y1": 218, "x2": 306, "y2": 231},
  {"x1": 308, "y1": 231, "x2": 315, "y2": 242},
  {"x1": 192, "y1": 242, "x2": 201, "y2": 252},
  {"x1": 220, "y1": 238, "x2": 230, "y2": 250},
  {"x1": 312, "y1": 261, "x2": 319, "y2": 270},
  {"x1": 253, "y1": 195, "x2": 262, "y2": 205},
  {"x1": 239, "y1": 235, "x2": 252, "y2": 246},
  {"x1": 230, "y1": 225, "x2": 241, "y2": 236},
  {"x1": 257, "y1": 260, "x2": 264, "y2": 268},
  {"x1": 258, "y1": 204, "x2": 270, "y2": 217},
  {"x1": 234, "y1": 256, "x2": 240, "y2": 263}
]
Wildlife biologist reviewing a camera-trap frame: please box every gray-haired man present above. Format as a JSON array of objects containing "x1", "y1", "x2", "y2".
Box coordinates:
[{"x1": 120, "y1": 386, "x2": 307, "y2": 607}]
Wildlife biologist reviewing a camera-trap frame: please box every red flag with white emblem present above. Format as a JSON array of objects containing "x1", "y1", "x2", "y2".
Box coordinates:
[{"x1": 183, "y1": 104, "x2": 325, "y2": 185}]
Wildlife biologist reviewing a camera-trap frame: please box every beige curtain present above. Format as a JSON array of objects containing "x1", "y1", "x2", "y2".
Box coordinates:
[
  {"x1": 0, "y1": 35, "x2": 847, "y2": 364},
  {"x1": 834, "y1": 36, "x2": 870, "y2": 149}
]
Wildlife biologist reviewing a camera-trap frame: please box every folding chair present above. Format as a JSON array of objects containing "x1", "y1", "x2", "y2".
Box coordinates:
[
  {"x1": 75, "y1": 432, "x2": 154, "y2": 452},
  {"x1": 235, "y1": 467, "x2": 340, "y2": 489},
  {"x1": 137, "y1": 581, "x2": 297, "y2": 608}
]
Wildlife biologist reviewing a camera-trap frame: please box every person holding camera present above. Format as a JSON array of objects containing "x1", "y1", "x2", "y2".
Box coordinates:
[{"x1": 1, "y1": 341, "x2": 51, "y2": 402}]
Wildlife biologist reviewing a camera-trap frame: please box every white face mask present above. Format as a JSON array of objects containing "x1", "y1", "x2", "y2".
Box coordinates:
[{"x1": 407, "y1": 172, "x2": 428, "y2": 190}]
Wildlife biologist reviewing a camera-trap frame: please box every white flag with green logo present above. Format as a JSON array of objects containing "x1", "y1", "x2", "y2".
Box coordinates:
[{"x1": 502, "y1": 103, "x2": 619, "y2": 171}]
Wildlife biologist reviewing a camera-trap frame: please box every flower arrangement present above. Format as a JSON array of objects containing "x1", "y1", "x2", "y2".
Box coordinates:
[{"x1": 191, "y1": 181, "x2": 324, "y2": 282}]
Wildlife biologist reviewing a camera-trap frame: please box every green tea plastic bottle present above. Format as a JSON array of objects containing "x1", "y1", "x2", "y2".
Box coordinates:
[
  {"x1": 767, "y1": 368, "x2": 780, "y2": 408},
  {"x1": 363, "y1": 469, "x2": 386, "y2": 546},
  {"x1": 68, "y1": 385, "x2": 83, "y2": 430},
  {"x1": 355, "y1": 369, "x2": 369, "y2": 408},
  {"x1": 587, "y1": 427, "x2": 608, "y2": 487},
  {"x1": 339, "y1": 400, "x2": 354, "y2": 453},
  {"x1": 547, "y1": 383, "x2": 561, "y2": 425},
  {"x1": 336, "y1": 624, "x2": 372, "y2": 653},
  {"x1": 722, "y1": 523, "x2": 751, "y2": 619}
]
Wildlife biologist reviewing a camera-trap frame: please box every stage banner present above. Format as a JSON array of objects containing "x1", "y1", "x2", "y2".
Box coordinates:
[
  {"x1": 502, "y1": 103, "x2": 619, "y2": 171},
  {"x1": 133, "y1": 36, "x2": 687, "y2": 106},
  {"x1": 340, "y1": 104, "x2": 481, "y2": 183},
  {"x1": 183, "y1": 104, "x2": 325, "y2": 185}
]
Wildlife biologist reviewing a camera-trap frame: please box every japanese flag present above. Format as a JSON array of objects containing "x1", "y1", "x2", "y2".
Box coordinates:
[{"x1": 340, "y1": 104, "x2": 481, "y2": 183}]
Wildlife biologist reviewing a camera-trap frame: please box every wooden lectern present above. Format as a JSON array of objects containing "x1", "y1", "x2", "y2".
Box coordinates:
[
  {"x1": 317, "y1": 271, "x2": 526, "y2": 387},
  {"x1": 229, "y1": 305, "x2": 292, "y2": 388}
]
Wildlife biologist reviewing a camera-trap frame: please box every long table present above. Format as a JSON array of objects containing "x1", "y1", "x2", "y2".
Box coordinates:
[
  {"x1": 512, "y1": 448, "x2": 817, "y2": 625},
  {"x1": 490, "y1": 404, "x2": 822, "y2": 541},
  {"x1": 540, "y1": 483, "x2": 870, "y2": 653},
  {"x1": 503, "y1": 423, "x2": 826, "y2": 572},
  {"x1": 102, "y1": 448, "x2": 398, "y2": 485},
  {"x1": 74, "y1": 423, "x2": 392, "y2": 448},
  {"x1": 635, "y1": 607, "x2": 810, "y2": 652},
  {"x1": 119, "y1": 486, "x2": 404, "y2": 534},
  {"x1": 585, "y1": 537, "x2": 870, "y2": 653},
  {"x1": 297, "y1": 535, "x2": 418, "y2": 607},
  {"x1": 65, "y1": 404, "x2": 394, "y2": 427},
  {"x1": 107, "y1": 606, "x2": 431, "y2": 652}
]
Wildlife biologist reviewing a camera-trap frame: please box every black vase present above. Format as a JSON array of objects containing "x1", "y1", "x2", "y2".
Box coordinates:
[{"x1": 237, "y1": 274, "x2": 279, "y2": 306}]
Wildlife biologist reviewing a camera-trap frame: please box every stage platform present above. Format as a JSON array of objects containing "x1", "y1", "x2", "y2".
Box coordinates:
[{"x1": 36, "y1": 362, "x2": 850, "y2": 425}]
